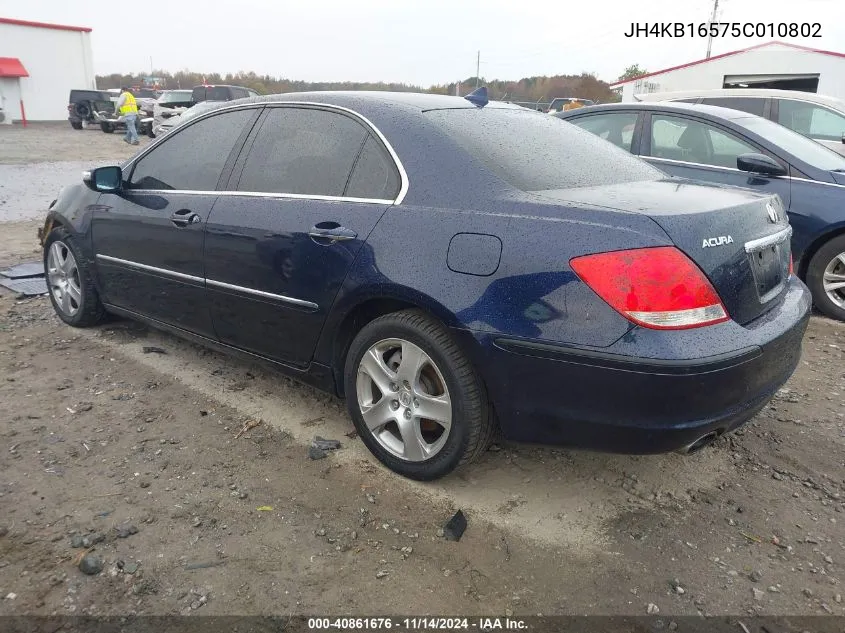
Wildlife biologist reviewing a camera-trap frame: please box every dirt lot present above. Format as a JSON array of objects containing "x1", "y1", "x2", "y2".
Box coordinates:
[{"x1": 0, "y1": 124, "x2": 844, "y2": 621}]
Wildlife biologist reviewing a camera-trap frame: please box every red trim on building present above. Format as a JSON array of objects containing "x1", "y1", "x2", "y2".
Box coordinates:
[
  {"x1": 611, "y1": 41, "x2": 845, "y2": 87},
  {"x1": 0, "y1": 16, "x2": 91, "y2": 33},
  {"x1": 0, "y1": 57, "x2": 29, "y2": 78}
]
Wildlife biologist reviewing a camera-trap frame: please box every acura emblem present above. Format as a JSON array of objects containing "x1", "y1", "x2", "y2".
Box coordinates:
[{"x1": 766, "y1": 203, "x2": 778, "y2": 223}]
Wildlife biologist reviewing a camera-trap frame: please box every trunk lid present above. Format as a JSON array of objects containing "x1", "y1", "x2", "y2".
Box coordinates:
[{"x1": 536, "y1": 179, "x2": 791, "y2": 325}]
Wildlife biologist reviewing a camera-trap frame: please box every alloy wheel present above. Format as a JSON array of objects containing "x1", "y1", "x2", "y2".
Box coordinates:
[
  {"x1": 356, "y1": 338, "x2": 452, "y2": 462},
  {"x1": 47, "y1": 241, "x2": 82, "y2": 317},
  {"x1": 823, "y1": 251, "x2": 845, "y2": 309}
]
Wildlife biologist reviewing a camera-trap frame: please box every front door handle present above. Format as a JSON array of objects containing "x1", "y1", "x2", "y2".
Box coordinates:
[
  {"x1": 308, "y1": 222, "x2": 357, "y2": 245},
  {"x1": 171, "y1": 209, "x2": 202, "y2": 227}
]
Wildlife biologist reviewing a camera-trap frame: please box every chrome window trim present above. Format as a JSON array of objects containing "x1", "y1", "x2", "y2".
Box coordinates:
[
  {"x1": 124, "y1": 100, "x2": 409, "y2": 205},
  {"x1": 97, "y1": 254, "x2": 204, "y2": 284},
  {"x1": 122, "y1": 189, "x2": 395, "y2": 205},
  {"x1": 790, "y1": 176, "x2": 845, "y2": 189},
  {"x1": 96, "y1": 254, "x2": 319, "y2": 311},
  {"x1": 205, "y1": 279, "x2": 318, "y2": 310},
  {"x1": 744, "y1": 226, "x2": 792, "y2": 253},
  {"x1": 645, "y1": 156, "x2": 746, "y2": 174}
]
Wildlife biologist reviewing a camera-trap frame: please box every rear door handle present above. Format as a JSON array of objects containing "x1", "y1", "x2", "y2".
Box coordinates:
[
  {"x1": 171, "y1": 209, "x2": 202, "y2": 227},
  {"x1": 308, "y1": 223, "x2": 357, "y2": 244}
]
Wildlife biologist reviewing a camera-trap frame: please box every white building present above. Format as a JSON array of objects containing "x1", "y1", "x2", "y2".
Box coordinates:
[
  {"x1": 0, "y1": 17, "x2": 95, "y2": 123},
  {"x1": 612, "y1": 41, "x2": 845, "y2": 102}
]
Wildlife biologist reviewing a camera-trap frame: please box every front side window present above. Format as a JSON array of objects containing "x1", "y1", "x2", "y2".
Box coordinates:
[
  {"x1": 778, "y1": 100, "x2": 845, "y2": 142},
  {"x1": 129, "y1": 108, "x2": 254, "y2": 191},
  {"x1": 649, "y1": 114, "x2": 758, "y2": 169},
  {"x1": 569, "y1": 112, "x2": 638, "y2": 152},
  {"x1": 236, "y1": 107, "x2": 368, "y2": 196}
]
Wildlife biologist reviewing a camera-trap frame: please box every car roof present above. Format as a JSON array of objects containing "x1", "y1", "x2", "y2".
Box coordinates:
[
  {"x1": 556, "y1": 101, "x2": 765, "y2": 121},
  {"x1": 634, "y1": 88, "x2": 845, "y2": 109},
  {"x1": 224, "y1": 91, "x2": 524, "y2": 112}
]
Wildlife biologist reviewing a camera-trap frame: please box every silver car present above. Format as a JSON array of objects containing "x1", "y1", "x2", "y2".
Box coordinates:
[
  {"x1": 151, "y1": 89, "x2": 193, "y2": 137},
  {"x1": 152, "y1": 100, "x2": 225, "y2": 138}
]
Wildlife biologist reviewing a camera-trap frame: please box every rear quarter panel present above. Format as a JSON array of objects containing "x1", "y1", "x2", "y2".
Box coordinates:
[{"x1": 787, "y1": 178, "x2": 845, "y2": 272}]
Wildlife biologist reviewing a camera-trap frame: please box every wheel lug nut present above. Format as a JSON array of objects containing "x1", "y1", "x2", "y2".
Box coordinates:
[
  {"x1": 403, "y1": 380, "x2": 411, "y2": 390},
  {"x1": 413, "y1": 399, "x2": 419, "y2": 408},
  {"x1": 403, "y1": 409, "x2": 412, "y2": 420},
  {"x1": 390, "y1": 400, "x2": 399, "y2": 411},
  {"x1": 389, "y1": 382, "x2": 398, "y2": 392}
]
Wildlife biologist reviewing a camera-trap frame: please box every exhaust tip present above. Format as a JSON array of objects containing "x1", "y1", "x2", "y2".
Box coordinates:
[{"x1": 680, "y1": 431, "x2": 720, "y2": 455}]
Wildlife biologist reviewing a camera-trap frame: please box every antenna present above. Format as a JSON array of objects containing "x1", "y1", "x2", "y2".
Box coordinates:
[
  {"x1": 464, "y1": 86, "x2": 488, "y2": 107},
  {"x1": 706, "y1": 0, "x2": 720, "y2": 59}
]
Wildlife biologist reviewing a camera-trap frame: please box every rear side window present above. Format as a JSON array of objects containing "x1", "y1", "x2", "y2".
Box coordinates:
[
  {"x1": 236, "y1": 107, "x2": 368, "y2": 196},
  {"x1": 569, "y1": 112, "x2": 638, "y2": 152},
  {"x1": 700, "y1": 97, "x2": 766, "y2": 117},
  {"x1": 345, "y1": 136, "x2": 401, "y2": 200},
  {"x1": 129, "y1": 109, "x2": 253, "y2": 191},
  {"x1": 777, "y1": 99, "x2": 845, "y2": 141},
  {"x1": 426, "y1": 108, "x2": 660, "y2": 191},
  {"x1": 207, "y1": 87, "x2": 234, "y2": 101}
]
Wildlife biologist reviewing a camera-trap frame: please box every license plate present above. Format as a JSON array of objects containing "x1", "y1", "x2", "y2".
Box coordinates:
[{"x1": 748, "y1": 243, "x2": 785, "y2": 301}]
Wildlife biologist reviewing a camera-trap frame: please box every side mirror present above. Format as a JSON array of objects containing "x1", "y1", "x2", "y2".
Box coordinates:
[
  {"x1": 737, "y1": 153, "x2": 787, "y2": 177},
  {"x1": 83, "y1": 165, "x2": 123, "y2": 192}
]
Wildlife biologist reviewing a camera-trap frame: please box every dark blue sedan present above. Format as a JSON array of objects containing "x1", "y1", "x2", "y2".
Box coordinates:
[
  {"x1": 40, "y1": 91, "x2": 810, "y2": 479},
  {"x1": 557, "y1": 102, "x2": 845, "y2": 321}
]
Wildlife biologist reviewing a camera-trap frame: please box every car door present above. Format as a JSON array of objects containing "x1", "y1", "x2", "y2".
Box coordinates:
[
  {"x1": 204, "y1": 104, "x2": 402, "y2": 367},
  {"x1": 639, "y1": 112, "x2": 791, "y2": 210},
  {"x1": 92, "y1": 106, "x2": 261, "y2": 337},
  {"x1": 773, "y1": 99, "x2": 845, "y2": 156}
]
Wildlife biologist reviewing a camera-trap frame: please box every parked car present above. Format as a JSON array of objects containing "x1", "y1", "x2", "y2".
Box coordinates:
[
  {"x1": 150, "y1": 89, "x2": 193, "y2": 138},
  {"x1": 546, "y1": 97, "x2": 595, "y2": 113},
  {"x1": 191, "y1": 84, "x2": 258, "y2": 105},
  {"x1": 634, "y1": 89, "x2": 845, "y2": 156},
  {"x1": 557, "y1": 102, "x2": 845, "y2": 320},
  {"x1": 67, "y1": 89, "x2": 115, "y2": 129},
  {"x1": 151, "y1": 100, "x2": 224, "y2": 138},
  {"x1": 39, "y1": 91, "x2": 810, "y2": 480}
]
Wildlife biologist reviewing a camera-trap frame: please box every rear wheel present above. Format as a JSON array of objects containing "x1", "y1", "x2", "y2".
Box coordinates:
[
  {"x1": 344, "y1": 309, "x2": 494, "y2": 480},
  {"x1": 43, "y1": 227, "x2": 106, "y2": 328},
  {"x1": 70, "y1": 121, "x2": 83, "y2": 130},
  {"x1": 100, "y1": 122, "x2": 115, "y2": 133},
  {"x1": 806, "y1": 234, "x2": 845, "y2": 321}
]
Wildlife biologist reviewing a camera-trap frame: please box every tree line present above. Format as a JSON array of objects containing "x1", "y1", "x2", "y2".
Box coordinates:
[{"x1": 95, "y1": 69, "x2": 626, "y2": 105}]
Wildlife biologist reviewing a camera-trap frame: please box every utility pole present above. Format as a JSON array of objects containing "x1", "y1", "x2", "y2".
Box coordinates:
[
  {"x1": 476, "y1": 51, "x2": 480, "y2": 89},
  {"x1": 705, "y1": 0, "x2": 719, "y2": 59}
]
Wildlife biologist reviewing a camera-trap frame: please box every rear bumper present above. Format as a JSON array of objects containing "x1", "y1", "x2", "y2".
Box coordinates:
[{"x1": 455, "y1": 277, "x2": 812, "y2": 453}]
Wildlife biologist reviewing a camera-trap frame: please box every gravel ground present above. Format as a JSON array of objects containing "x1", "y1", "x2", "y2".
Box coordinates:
[{"x1": 0, "y1": 124, "x2": 843, "y2": 620}]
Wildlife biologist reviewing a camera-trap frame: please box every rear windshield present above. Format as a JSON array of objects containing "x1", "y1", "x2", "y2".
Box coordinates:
[
  {"x1": 425, "y1": 108, "x2": 661, "y2": 191},
  {"x1": 735, "y1": 116, "x2": 845, "y2": 172},
  {"x1": 159, "y1": 91, "x2": 192, "y2": 103}
]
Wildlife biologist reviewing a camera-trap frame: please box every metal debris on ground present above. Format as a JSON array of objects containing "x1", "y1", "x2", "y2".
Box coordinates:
[
  {"x1": 312, "y1": 436, "x2": 342, "y2": 451},
  {"x1": 0, "y1": 276, "x2": 47, "y2": 296},
  {"x1": 185, "y1": 560, "x2": 227, "y2": 571},
  {"x1": 0, "y1": 261, "x2": 44, "y2": 278},
  {"x1": 234, "y1": 419, "x2": 261, "y2": 439},
  {"x1": 308, "y1": 445, "x2": 327, "y2": 460},
  {"x1": 443, "y1": 510, "x2": 468, "y2": 542},
  {"x1": 142, "y1": 346, "x2": 167, "y2": 354}
]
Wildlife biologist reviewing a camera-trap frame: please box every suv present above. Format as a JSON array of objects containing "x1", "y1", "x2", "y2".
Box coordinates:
[
  {"x1": 634, "y1": 89, "x2": 845, "y2": 156},
  {"x1": 191, "y1": 85, "x2": 258, "y2": 105},
  {"x1": 67, "y1": 90, "x2": 115, "y2": 129}
]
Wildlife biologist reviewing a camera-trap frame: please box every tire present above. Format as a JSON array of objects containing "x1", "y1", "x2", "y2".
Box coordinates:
[
  {"x1": 73, "y1": 102, "x2": 91, "y2": 119},
  {"x1": 344, "y1": 309, "x2": 494, "y2": 480},
  {"x1": 806, "y1": 234, "x2": 845, "y2": 321},
  {"x1": 100, "y1": 122, "x2": 115, "y2": 134},
  {"x1": 70, "y1": 121, "x2": 83, "y2": 130},
  {"x1": 43, "y1": 227, "x2": 107, "y2": 328}
]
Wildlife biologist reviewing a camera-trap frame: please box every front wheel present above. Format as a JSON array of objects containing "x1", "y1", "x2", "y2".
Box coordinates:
[
  {"x1": 806, "y1": 234, "x2": 845, "y2": 321},
  {"x1": 100, "y1": 122, "x2": 115, "y2": 133},
  {"x1": 344, "y1": 309, "x2": 494, "y2": 480},
  {"x1": 43, "y1": 227, "x2": 106, "y2": 327}
]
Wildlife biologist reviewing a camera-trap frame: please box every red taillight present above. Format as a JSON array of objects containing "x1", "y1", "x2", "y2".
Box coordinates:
[{"x1": 570, "y1": 246, "x2": 729, "y2": 330}]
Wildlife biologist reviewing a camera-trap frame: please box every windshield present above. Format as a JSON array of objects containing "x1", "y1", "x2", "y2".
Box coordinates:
[
  {"x1": 735, "y1": 116, "x2": 845, "y2": 172},
  {"x1": 159, "y1": 91, "x2": 192, "y2": 103},
  {"x1": 425, "y1": 108, "x2": 661, "y2": 191}
]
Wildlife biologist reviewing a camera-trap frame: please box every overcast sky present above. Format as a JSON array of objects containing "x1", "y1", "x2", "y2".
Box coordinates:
[{"x1": 2, "y1": 0, "x2": 843, "y2": 85}]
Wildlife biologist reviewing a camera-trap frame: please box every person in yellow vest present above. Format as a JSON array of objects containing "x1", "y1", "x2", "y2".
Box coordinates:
[{"x1": 114, "y1": 86, "x2": 139, "y2": 145}]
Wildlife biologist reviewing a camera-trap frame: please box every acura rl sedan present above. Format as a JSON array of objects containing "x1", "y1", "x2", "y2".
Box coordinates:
[{"x1": 40, "y1": 90, "x2": 811, "y2": 480}]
